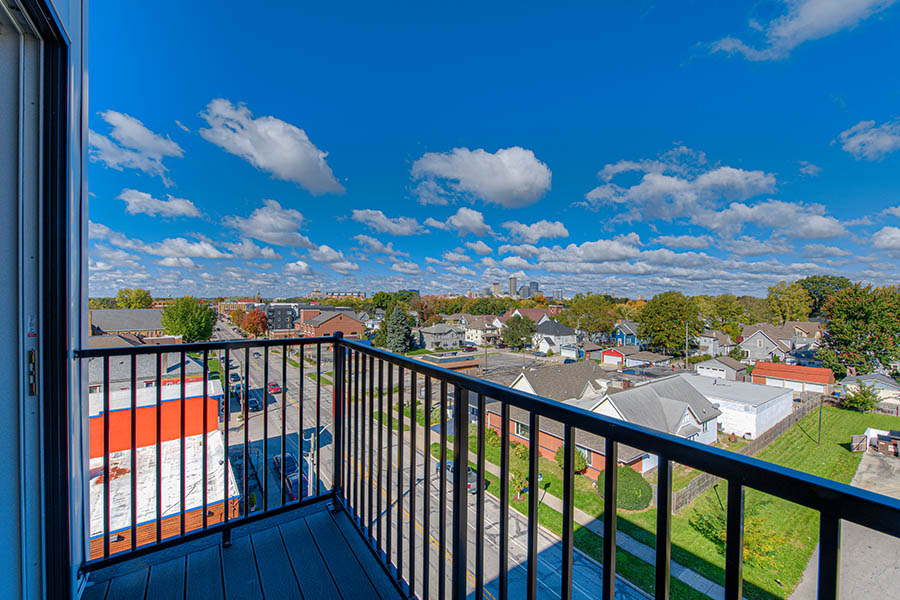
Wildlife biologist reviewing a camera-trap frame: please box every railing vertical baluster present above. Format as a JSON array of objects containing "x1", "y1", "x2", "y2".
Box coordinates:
[
  {"x1": 345, "y1": 348, "x2": 352, "y2": 509},
  {"x1": 377, "y1": 359, "x2": 384, "y2": 551},
  {"x1": 223, "y1": 348, "x2": 231, "y2": 544},
  {"x1": 602, "y1": 439, "x2": 618, "y2": 600},
  {"x1": 281, "y1": 345, "x2": 287, "y2": 506},
  {"x1": 332, "y1": 335, "x2": 344, "y2": 501},
  {"x1": 130, "y1": 355, "x2": 137, "y2": 550},
  {"x1": 201, "y1": 350, "x2": 209, "y2": 530},
  {"x1": 180, "y1": 351, "x2": 186, "y2": 537},
  {"x1": 103, "y1": 356, "x2": 110, "y2": 558},
  {"x1": 409, "y1": 370, "x2": 417, "y2": 597},
  {"x1": 655, "y1": 456, "x2": 672, "y2": 600},
  {"x1": 397, "y1": 366, "x2": 405, "y2": 582},
  {"x1": 725, "y1": 480, "x2": 744, "y2": 600},
  {"x1": 263, "y1": 347, "x2": 269, "y2": 513},
  {"x1": 369, "y1": 354, "x2": 375, "y2": 539},
  {"x1": 423, "y1": 376, "x2": 432, "y2": 600},
  {"x1": 499, "y1": 402, "x2": 509, "y2": 600},
  {"x1": 526, "y1": 411, "x2": 539, "y2": 600},
  {"x1": 561, "y1": 424, "x2": 574, "y2": 600},
  {"x1": 360, "y1": 352, "x2": 367, "y2": 525},
  {"x1": 155, "y1": 353, "x2": 162, "y2": 544},
  {"x1": 243, "y1": 348, "x2": 250, "y2": 515},
  {"x1": 818, "y1": 513, "x2": 841, "y2": 600},
  {"x1": 386, "y1": 363, "x2": 394, "y2": 566},
  {"x1": 476, "y1": 394, "x2": 486, "y2": 600},
  {"x1": 354, "y1": 350, "x2": 360, "y2": 519},
  {"x1": 439, "y1": 381, "x2": 448, "y2": 600},
  {"x1": 313, "y1": 342, "x2": 319, "y2": 497},
  {"x1": 451, "y1": 384, "x2": 468, "y2": 600}
]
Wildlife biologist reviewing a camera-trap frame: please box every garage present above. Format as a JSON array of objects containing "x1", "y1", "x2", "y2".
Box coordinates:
[{"x1": 751, "y1": 362, "x2": 835, "y2": 395}]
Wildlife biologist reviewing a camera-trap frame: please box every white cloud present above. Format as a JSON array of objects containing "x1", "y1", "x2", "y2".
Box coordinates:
[
  {"x1": 308, "y1": 245, "x2": 346, "y2": 263},
  {"x1": 802, "y1": 243, "x2": 852, "y2": 257},
  {"x1": 872, "y1": 226, "x2": 900, "y2": 250},
  {"x1": 695, "y1": 199, "x2": 846, "y2": 239},
  {"x1": 465, "y1": 240, "x2": 492, "y2": 255},
  {"x1": 722, "y1": 236, "x2": 784, "y2": 256},
  {"x1": 502, "y1": 219, "x2": 569, "y2": 244},
  {"x1": 330, "y1": 261, "x2": 359, "y2": 275},
  {"x1": 449, "y1": 207, "x2": 492, "y2": 236},
  {"x1": 498, "y1": 243, "x2": 542, "y2": 258},
  {"x1": 411, "y1": 146, "x2": 551, "y2": 208},
  {"x1": 353, "y1": 234, "x2": 409, "y2": 257},
  {"x1": 390, "y1": 261, "x2": 420, "y2": 275},
  {"x1": 199, "y1": 99, "x2": 344, "y2": 195},
  {"x1": 424, "y1": 217, "x2": 448, "y2": 230},
  {"x1": 284, "y1": 260, "x2": 313, "y2": 275},
  {"x1": 156, "y1": 257, "x2": 197, "y2": 268},
  {"x1": 501, "y1": 256, "x2": 532, "y2": 270},
  {"x1": 838, "y1": 117, "x2": 900, "y2": 160},
  {"x1": 117, "y1": 189, "x2": 201, "y2": 218},
  {"x1": 883, "y1": 206, "x2": 900, "y2": 218},
  {"x1": 224, "y1": 199, "x2": 314, "y2": 248},
  {"x1": 351, "y1": 209, "x2": 424, "y2": 235},
  {"x1": 798, "y1": 161, "x2": 822, "y2": 176},
  {"x1": 446, "y1": 265, "x2": 477, "y2": 277},
  {"x1": 224, "y1": 238, "x2": 281, "y2": 260},
  {"x1": 90, "y1": 221, "x2": 231, "y2": 258},
  {"x1": 583, "y1": 149, "x2": 775, "y2": 222},
  {"x1": 175, "y1": 120, "x2": 190, "y2": 132},
  {"x1": 88, "y1": 110, "x2": 184, "y2": 186},
  {"x1": 710, "y1": 0, "x2": 898, "y2": 61},
  {"x1": 653, "y1": 234, "x2": 712, "y2": 249},
  {"x1": 442, "y1": 250, "x2": 471, "y2": 263}
]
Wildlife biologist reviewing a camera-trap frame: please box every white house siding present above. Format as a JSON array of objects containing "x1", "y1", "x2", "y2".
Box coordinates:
[
  {"x1": 805, "y1": 382, "x2": 826, "y2": 394},
  {"x1": 697, "y1": 365, "x2": 727, "y2": 379},
  {"x1": 696, "y1": 419, "x2": 718, "y2": 445},
  {"x1": 715, "y1": 392, "x2": 792, "y2": 439}
]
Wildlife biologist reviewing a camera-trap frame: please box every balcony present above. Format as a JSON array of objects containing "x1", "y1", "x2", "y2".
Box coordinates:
[{"x1": 75, "y1": 333, "x2": 900, "y2": 600}]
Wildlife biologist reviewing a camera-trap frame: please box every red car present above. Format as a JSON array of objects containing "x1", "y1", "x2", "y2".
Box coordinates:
[
  {"x1": 267, "y1": 382, "x2": 281, "y2": 394},
  {"x1": 462, "y1": 345, "x2": 477, "y2": 352}
]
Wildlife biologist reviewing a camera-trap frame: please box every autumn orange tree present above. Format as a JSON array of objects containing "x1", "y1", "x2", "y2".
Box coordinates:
[{"x1": 242, "y1": 309, "x2": 268, "y2": 337}]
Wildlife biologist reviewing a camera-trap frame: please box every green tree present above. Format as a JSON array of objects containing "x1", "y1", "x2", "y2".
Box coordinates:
[
  {"x1": 766, "y1": 281, "x2": 812, "y2": 324},
  {"x1": 501, "y1": 315, "x2": 537, "y2": 349},
  {"x1": 510, "y1": 469, "x2": 527, "y2": 501},
  {"x1": 558, "y1": 293, "x2": 616, "y2": 337},
  {"x1": 842, "y1": 383, "x2": 879, "y2": 412},
  {"x1": 737, "y1": 295, "x2": 775, "y2": 324},
  {"x1": 690, "y1": 493, "x2": 785, "y2": 567},
  {"x1": 385, "y1": 305, "x2": 415, "y2": 353},
  {"x1": 230, "y1": 308, "x2": 246, "y2": 327},
  {"x1": 554, "y1": 444, "x2": 587, "y2": 473},
  {"x1": 115, "y1": 288, "x2": 153, "y2": 309},
  {"x1": 819, "y1": 284, "x2": 900, "y2": 377},
  {"x1": 242, "y1": 309, "x2": 268, "y2": 337},
  {"x1": 796, "y1": 275, "x2": 852, "y2": 317},
  {"x1": 89, "y1": 297, "x2": 116, "y2": 309},
  {"x1": 160, "y1": 296, "x2": 216, "y2": 342},
  {"x1": 638, "y1": 291, "x2": 702, "y2": 355},
  {"x1": 727, "y1": 346, "x2": 745, "y2": 362}
]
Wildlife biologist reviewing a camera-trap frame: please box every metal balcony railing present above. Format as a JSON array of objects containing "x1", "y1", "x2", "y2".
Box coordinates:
[{"x1": 75, "y1": 332, "x2": 900, "y2": 600}]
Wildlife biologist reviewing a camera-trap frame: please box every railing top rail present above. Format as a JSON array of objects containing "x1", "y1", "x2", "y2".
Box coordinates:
[
  {"x1": 74, "y1": 335, "x2": 338, "y2": 358},
  {"x1": 338, "y1": 338, "x2": 900, "y2": 537}
]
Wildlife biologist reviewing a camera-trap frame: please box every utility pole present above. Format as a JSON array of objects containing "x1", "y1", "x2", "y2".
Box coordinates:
[
  {"x1": 684, "y1": 321, "x2": 689, "y2": 369},
  {"x1": 817, "y1": 395, "x2": 823, "y2": 446}
]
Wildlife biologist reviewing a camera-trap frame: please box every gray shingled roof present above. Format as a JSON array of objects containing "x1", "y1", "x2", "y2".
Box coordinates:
[
  {"x1": 90, "y1": 309, "x2": 163, "y2": 333},
  {"x1": 841, "y1": 373, "x2": 900, "y2": 389},
  {"x1": 517, "y1": 361, "x2": 611, "y2": 402},
  {"x1": 420, "y1": 323, "x2": 464, "y2": 335},
  {"x1": 535, "y1": 320, "x2": 575, "y2": 336},
  {"x1": 605, "y1": 375, "x2": 720, "y2": 435},
  {"x1": 88, "y1": 353, "x2": 204, "y2": 384},
  {"x1": 698, "y1": 356, "x2": 746, "y2": 371},
  {"x1": 617, "y1": 320, "x2": 639, "y2": 335},
  {"x1": 306, "y1": 310, "x2": 362, "y2": 327}
]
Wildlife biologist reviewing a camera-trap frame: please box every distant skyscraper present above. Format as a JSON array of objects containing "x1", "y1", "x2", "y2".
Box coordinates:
[
  {"x1": 518, "y1": 284, "x2": 532, "y2": 299},
  {"x1": 509, "y1": 275, "x2": 517, "y2": 297},
  {"x1": 491, "y1": 281, "x2": 501, "y2": 296},
  {"x1": 529, "y1": 281, "x2": 539, "y2": 296},
  {"x1": 483, "y1": 287, "x2": 491, "y2": 297},
  {"x1": 553, "y1": 289, "x2": 563, "y2": 301}
]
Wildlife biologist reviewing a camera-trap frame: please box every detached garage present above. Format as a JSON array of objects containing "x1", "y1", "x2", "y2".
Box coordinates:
[
  {"x1": 750, "y1": 362, "x2": 835, "y2": 395},
  {"x1": 680, "y1": 373, "x2": 793, "y2": 439},
  {"x1": 600, "y1": 348, "x2": 625, "y2": 367}
]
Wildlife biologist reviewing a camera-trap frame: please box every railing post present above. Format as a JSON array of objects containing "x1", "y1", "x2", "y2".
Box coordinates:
[
  {"x1": 602, "y1": 439, "x2": 618, "y2": 600},
  {"x1": 725, "y1": 480, "x2": 744, "y2": 600},
  {"x1": 818, "y1": 513, "x2": 841, "y2": 600},
  {"x1": 451, "y1": 385, "x2": 468, "y2": 600},
  {"x1": 332, "y1": 332, "x2": 345, "y2": 499},
  {"x1": 655, "y1": 456, "x2": 672, "y2": 600}
]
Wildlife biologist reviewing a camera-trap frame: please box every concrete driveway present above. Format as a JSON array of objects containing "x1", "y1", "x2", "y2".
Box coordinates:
[{"x1": 790, "y1": 452, "x2": 900, "y2": 599}]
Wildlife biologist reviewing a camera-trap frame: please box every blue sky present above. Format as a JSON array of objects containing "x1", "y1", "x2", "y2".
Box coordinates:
[{"x1": 87, "y1": 0, "x2": 900, "y2": 299}]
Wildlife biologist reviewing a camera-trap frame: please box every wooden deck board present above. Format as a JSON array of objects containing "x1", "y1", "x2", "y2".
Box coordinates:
[
  {"x1": 105, "y1": 566, "x2": 148, "y2": 600},
  {"x1": 86, "y1": 500, "x2": 404, "y2": 600},
  {"x1": 249, "y1": 526, "x2": 302, "y2": 600},
  {"x1": 145, "y1": 556, "x2": 185, "y2": 600},
  {"x1": 279, "y1": 518, "x2": 342, "y2": 600},
  {"x1": 185, "y1": 545, "x2": 224, "y2": 600},
  {"x1": 220, "y1": 535, "x2": 263, "y2": 600}
]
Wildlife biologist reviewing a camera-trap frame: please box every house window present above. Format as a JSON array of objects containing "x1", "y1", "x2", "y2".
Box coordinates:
[
  {"x1": 757, "y1": 339, "x2": 763, "y2": 348},
  {"x1": 144, "y1": 381, "x2": 155, "y2": 388},
  {"x1": 576, "y1": 444, "x2": 590, "y2": 464},
  {"x1": 514, "y1": 420, "x2": 530, "y2": 438},
  {"x1": 702, "y1": 421, "x2": 708, "y2": 433}
]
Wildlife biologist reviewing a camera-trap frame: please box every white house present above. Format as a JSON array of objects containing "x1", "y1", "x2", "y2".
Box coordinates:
[
  {"x1": 696, "y1": 356, "x2": 747, "y2": 381},
  {"x1": 623, "y1": 351, "x2": 671, "y2": 368},
  {"x1": 531, "y1": 320, "x2": 576, "y2": 355},
  {"x1": 695, "y1": 330, "x2": 735, "y2": 357},
  {"x1": 461, "y1": 315, "x2": 500, "y2": 346},
  {"x1": 680, "y1": 373, "x2": 793, "y2": 439}
]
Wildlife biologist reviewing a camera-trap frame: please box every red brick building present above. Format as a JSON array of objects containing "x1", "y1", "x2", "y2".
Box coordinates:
[{"x1": 299, "y1": 310, "x2": 365, "y2": 338}]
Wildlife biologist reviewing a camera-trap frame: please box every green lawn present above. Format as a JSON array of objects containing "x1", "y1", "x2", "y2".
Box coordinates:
[
  {"x1": 305, "y1": 372, "x2": 333, "y2": 385},
  {"x1": 372, "y1": 410, "x2": 410, "y2": 431}
]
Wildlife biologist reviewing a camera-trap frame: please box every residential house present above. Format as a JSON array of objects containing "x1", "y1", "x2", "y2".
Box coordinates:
[
  {"x1": 531, "y1": 320, "x2": 576, "y2": 355},
  {"x1": 88, "y1": 308, "x2": 165, "y2": 338},
  {"x1": 461, "y1": 315, "x2": 500, "y2": 346},
  {"x1": 789, "y1": 341, "x2": 822, "y2": 367},
  {"x1": 696, "y1": 356, "x2": 747, "y2": 381},
  {"x1": 299, "y1": 310, "x2": 365, "y2": 338},
  {"x1": 599, "y1": 345, "x2": 641, "y2": 368},
  {"x1": 739, "y1": 321, "x2": 824, "y2": 364},
  {"x1": 418, "y1": 324, "x2": 465, "y2": 350},
  {"x1": 614, "y1": 320, "x2": 643, "y2": 347},
  {"x1": 582, "y1": 341, "x2": 603, "y2": 360},
  {"x1": 493, "y1": 308, "x2": 554, "y2": 329},
  {"x1": 695, "y1": 329, "x2": 735, "y2": 357},
  {"x1": 840, "y1": 373, "x2": 900, "y2": 414},
  {"x1": 508, "y1": 360, "x2": 612, "y2": 402},
  {"x1": 623, "y1": 351, "x2": 672, "y2": 368},
  {"x1": 680, "y1": 373, "x2": 793, "y2": 439},
  {"x1": 751, "y1": 362, "x2": 835, "y2": 395}
]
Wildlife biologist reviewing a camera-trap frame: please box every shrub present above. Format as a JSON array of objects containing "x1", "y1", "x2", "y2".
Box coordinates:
[
  {"x1": 510, "y1": 469, "x2": 527, "y2": 500},
  {"x1": 554, "y1": 444, "x2": 587, "y2": 473},
  {"x1": 512, "y1": 442, "x2": 530, "y2": 463},
  {"x1": 597, "y1": 465, "x2": 652, "y2": 511},
  {"x1": 689, "y1": 491, "x2": 785, "y2": 567},
  {"x1": 484, "y1": 427, "x2": 502, "y2": 448},
  {"x1": 842, "y1": 383, "x2": 879, "y2": 412}
]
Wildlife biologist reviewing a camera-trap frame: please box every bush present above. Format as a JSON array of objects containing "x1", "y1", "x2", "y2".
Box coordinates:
[
  {"x1": 842, "y1": 383, "x2": 879, "y2": 412},
  {"x1": 597, "y1": 466, "x2": 652, "y2": 511},
  {"x1": 512, "y1": 442, "x2": 530, "y2": 463},
  {"x1": 687, "y1": 353, "x2": 712, "y2": 364},
  {"x1": 554, "y1": 444, "x2": 587, "y2": 473},
  {"x1": 484, "y1": 427, "x2": 501, "y2": 448}
]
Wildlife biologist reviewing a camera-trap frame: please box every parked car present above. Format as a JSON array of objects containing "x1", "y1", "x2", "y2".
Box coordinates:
[
  {"x1": 495, "y1": 343, "x2": 507, "y2": 349},
  {"x1": 436, "y1": 459, "x2": 481, "y2": 494},
  {"x1": 253, "y1": 351, "x2": 261, "y2": 358},
  {"x1": 462, "y1": 345, "x2": 477, "y2": 352},
  {"x1": 229, "y1": 372, "x2": 240, "y2": 382},
  {"x1": 563, "y1": 358, "x2": 576, "y2": 364},
  {"x1": 246, "y1": 394, "x2": 262, "y2": 412},
  {"x1": 267, "y1": 382, "x2": 281, "y2": 394},
  {"x1": 273, "y1": 453, "x2": 299, "y2": 478},
  {"x1": 284, "y1": 472, "x2": 305, "y2": 501}
]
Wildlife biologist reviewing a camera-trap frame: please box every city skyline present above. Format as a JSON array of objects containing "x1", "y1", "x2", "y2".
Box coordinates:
[{"x1": 87, "y1": 1, "x2": 900, "y2": 299}]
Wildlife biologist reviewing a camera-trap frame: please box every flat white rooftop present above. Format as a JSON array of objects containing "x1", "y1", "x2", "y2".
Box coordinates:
[
  {"x1": 679, "y1": 373, "x2": 791, "y2": 407},
  {"x1": 88, "y1": 378, "x2": 224, "y2": 418},
  {"x1": 89, "y1": 430, "x2": 239, "y2": 538}
]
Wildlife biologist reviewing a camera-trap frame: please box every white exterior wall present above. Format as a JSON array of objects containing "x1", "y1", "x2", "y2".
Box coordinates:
[
  {"x1": 465, "y1": 328, "x2": 483, "y2": 345},
  {"x1": 696, "y1": 418, "x2": 718, "y2": 444},
  {"x1": 602, "y1": 353, "x2": 623, "y2": 366},
  {"x1": 640, "y1": 453, "x2": 658, "y2": 474},
  {"x1": 716, "y1": 391, "x2": 792, "y2": 438}
]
